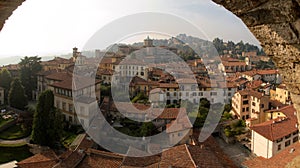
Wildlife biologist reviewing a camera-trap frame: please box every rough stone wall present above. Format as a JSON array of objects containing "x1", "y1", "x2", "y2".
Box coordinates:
[
  {"x1": 213, "y1": 0, "x2": 300, "y2": 122},
  {"x1": 0, "y1": 0, "x2": 25, "y2": 31}
]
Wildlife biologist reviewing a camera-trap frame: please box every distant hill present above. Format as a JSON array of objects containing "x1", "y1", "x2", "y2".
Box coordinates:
[{"x1": 0, "y1": 54, "x2": 72, "y2": 66}]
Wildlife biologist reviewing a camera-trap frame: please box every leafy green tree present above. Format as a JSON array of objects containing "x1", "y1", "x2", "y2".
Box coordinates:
[
  {"x1": 140, "y1": 122, "x2": 155, "y2": 136},
  {"x1": 200, "y1": 98, "x2": 210, "y2": 109},
  {"x1": 19, "y1": 56, "x2": 42, "y2": 100},
  {"x1": 224, "y1": 119, "x2": 246, "y2": 137},
  {"x1": 8, "y1": 78, "x2": 28, "y2": 110},
  {"x1": 131, "y1": 92, "x2": 148, "y2": 103},
  {"x1": 31, "y1": 90, "x2": 63, "y2": 147},
  {"x1": 223, "y1": 104, "x2": 232, "y2": 113},
  {"x1": 0, "y1": 68, "x2": 12, "y2": 104}
]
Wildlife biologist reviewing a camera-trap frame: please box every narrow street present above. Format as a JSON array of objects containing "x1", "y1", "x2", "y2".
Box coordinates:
[{"x1": 214, "y1": 136, "x2": 254, "y2": 166}]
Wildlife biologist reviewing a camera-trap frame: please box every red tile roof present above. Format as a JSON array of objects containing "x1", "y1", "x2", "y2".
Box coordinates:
[
  {"x1": 77, "y1": 149, "x2": 123, "y2": 168},
  {"x1": 159, "y1": 144, "x2": 196, "y2": 168},
  {"x1": 49, "y1": 74, "x2": 101, "y2": 90},
  {"x1": 250, "y1": 105, "x2": 298, "y2": 141},
  {"x1": 243, "y1": 142, "x2": 300, "y2": 168},
  {"x1": 158, "y1": 83, "x2": 179, "y2": 88},
  {"x1": 166, "y1": 114, "x2": 192, "y2": 133},
  {"x1": 17, "y1": 150, "x2": 59, "y2": 168},
  {"x1": 257, "y1": 69, "x2": 278, "y2": 75},
  {"x1": 115, "y1": 146, "x2": 161, "y2": 168},
  {"x1": 238, "y1": 89, "x2": 265, "y2": 99}
]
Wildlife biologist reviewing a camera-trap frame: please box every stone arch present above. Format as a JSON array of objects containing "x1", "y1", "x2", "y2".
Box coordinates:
[{"x1": 0, "y1": 0, "x2": 300, "y2": 120}]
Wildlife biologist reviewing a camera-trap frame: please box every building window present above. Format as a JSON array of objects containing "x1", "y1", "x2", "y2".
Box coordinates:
[
  {"x1": 186, "y1": 92, "x2": 189, "y2": 97},
  {"x1": 69, "y1": 104, "x2": 73, "y2": 112},
  {"x1": 285, "y1": 140, "x2": 291, "y2": 147},
  {"x1": 69, "y1": 116, "x2": 73, "y2": 123},
  {"x1": 178, "y1": 132, "x2": 182, "y2": 137},
  {"x1": 277, "y1": 144, "x2": 281, "y2": 151},
  {"x1": 293, "y1": 136, "x2": 298, "y2": 143},
  {"x1": 199, "y1": 92, "x2": 203, "y2": 96},
  {"x1": 261, "y1": 104, "x2": 264, "y2": 108},
  {"x1": 62, "y1": 102, "x2": 66, "y2": 111},
  {"x1": 252, "y1": 102, "x2": 256, "y2": 106},
  {"x1": 293, "y1": 130, "x2": 299, "y2": 135},
  {"x1": 276, "y1": 138, "x2": 283, "y2": 143},
  {"x1": 243, "y1": 100, "x2": 249, "y2": 105},
  {"x1": 56, "y1": 100, "x2": 60, "y2": 108},
  {"x1": 285, "y1": 134, "x2": 291, "y2": 139},
  {"x1": 210, "y1": 92, "x2": 217, "y2": 96}
]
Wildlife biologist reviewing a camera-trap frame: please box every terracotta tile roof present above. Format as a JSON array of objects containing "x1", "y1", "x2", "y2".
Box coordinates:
[
  {"x1": 191, "y1": 132, "x2": 237, "y2": 168},
  {"x1": 41, "y1": 57, "x2": 73, "y2": 65},
  {"x1": 130, "y1": 76, "x2": 148, "y2": 85},
  {"x1": 243, "y1": 142, "x2": 300, "y2": 168},
  {"x1": 113, "y1": 102, "x2": 186, "y2": 120},
  {"x1": 17, "y1": 150, "x2": 59, "y2": 168},
  {"x1": 166, "y1": 115, "x2": 192, "y2": 133},
  {"x1": 257, "y1": 69, "x2": 278, "y2": 75},
  {"x1": 153, "y1": 108, "x2": 186, "y2": 120},
  {"x1": 188, "y1": 145, "x2": 225, "y2": 168},
  {"x1": 238, "y1": 89, "x2": 265, "y2": 99},
  {"x1": 158, "y1": 83, "x2": 179, "y2": 88},
  {"x1": 121, "y1": 147, "x2": 161, "y2": 168},
  {"x1": 49, "y1": 74, "x2": 101, "y2": 90},
  {"x1": 269, "y1": 100, "x2": 285, "y2": 109},
  {"x1": 242, "y1": 70, "x2": 259, "y2": 77},
  {"x1": 77, "y1": 149, "x2": 123, "y2": 168},
  {"x1": 99, "y1": 57, "x2": 115, "y2": 64},
  {"x1": 46, "y1": 71, "x2": 71, "y2": 81},
  {"x1": 246, "y1": 80, "x2": 263, "y2": 89},
  {"x1": 97, "y1": 69, "x2": 113, "y2": 76},
  {"x1": 37, "y1": 69, "x2": 60, "y2": 76},
  {"x1": 222, "y1": 61, "x2": 247, "y2": 67},
  {"x1": 250, "y1": 105, "x2": 298, "y2": 141},
  {"x1": 159, "y1": 144, "x2": 196, "y2": 168},
  {"x1": 1, "y1": 64, "x2": 20, "y2": 70},
  {"x1": 54, "y1": 151, "x2": 85, "y2": 168}
]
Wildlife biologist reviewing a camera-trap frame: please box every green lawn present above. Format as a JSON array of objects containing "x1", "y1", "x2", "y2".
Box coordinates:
[
  {"x1": 0, "y1": 124, "x2": 31, "y2": 140},
  {"x1": 61, "y1": 131, "x2": 77, "y2": 148},
  {"x1": 0, "y1": 145, "x2": 33, "y2": 164}
]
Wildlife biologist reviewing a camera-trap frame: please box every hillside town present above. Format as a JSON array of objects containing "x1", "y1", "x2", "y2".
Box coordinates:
[{"x1": 0, "y1": 35, "x2": 299, "y2": 168}]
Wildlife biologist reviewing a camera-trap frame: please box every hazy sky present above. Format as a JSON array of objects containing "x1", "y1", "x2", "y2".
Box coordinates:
[{"x1": 0, "y1": 0, "x2": 260, "y2": 58}]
